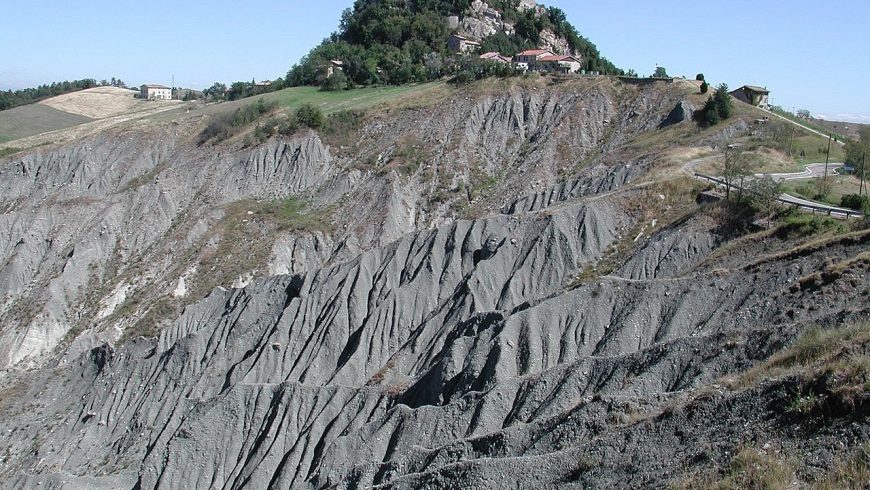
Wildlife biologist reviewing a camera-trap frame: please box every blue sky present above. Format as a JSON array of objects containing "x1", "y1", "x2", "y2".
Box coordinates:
[{"x1": 1, "y1": 0, "x2": 868, "y2": 122}]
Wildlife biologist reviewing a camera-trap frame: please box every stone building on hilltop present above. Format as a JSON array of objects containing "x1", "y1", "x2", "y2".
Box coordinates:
[{"x1": 730, "y1": 85, "x2": 770, "y2": 109}]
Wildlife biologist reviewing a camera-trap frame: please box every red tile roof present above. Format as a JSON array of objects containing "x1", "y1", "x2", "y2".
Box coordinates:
[
  {"x1": 539, "y1": 55, "x2": 579, "y2": 62},
  {"x1": 517, "y1": 49, "x2": 551, "y2": 56}
]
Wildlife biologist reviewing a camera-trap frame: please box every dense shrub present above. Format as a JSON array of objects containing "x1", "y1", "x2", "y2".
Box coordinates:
[
  {"x1": 321, "y1": 72, "x2": 348, "y2": 92},
  {"x1": 775, "y1": 212, "x2": 843, "y2": 238},
  {"x1": 840, "y1": 193, "x2": 870, "y2": 212},
  {"x1": 295, "y1": 103, "x2": 324, "y2": 129},
  {"x1": 204, "y1": 77, "x2": 286, "y2": 102},
  {"x1": 449, "y1": 58, "x2": 522, "y2": 84},
  {"x1": 198, "y1": 98, "x2": 278, "y2": 144}
]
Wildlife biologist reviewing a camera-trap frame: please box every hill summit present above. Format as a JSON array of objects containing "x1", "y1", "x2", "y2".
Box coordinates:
[{"x1": 287, "y1": 0, "x2": 621, "y2": 87}]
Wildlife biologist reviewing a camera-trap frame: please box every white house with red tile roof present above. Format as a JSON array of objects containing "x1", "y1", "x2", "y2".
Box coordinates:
[
  {"x1": 513, "y1": 49, "x2": 555, "y2": 65},
  {"x1": 536, "y1": 54, "x2": 583, "y2": 74}
]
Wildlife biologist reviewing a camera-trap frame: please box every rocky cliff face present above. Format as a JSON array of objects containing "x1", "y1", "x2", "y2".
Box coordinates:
[
  {"x1": 455, "y1": 0, "x2": 573, "y2": 56},
  {"x1": 0, "y1": 78, "x2": 866, "y2": 489}
]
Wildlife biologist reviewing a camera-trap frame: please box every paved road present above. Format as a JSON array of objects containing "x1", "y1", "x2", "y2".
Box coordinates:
[
  {"x1": 683, "y1": 156, "x2": 863, "y2": 218},
  {"x1": 778, "y1": 193, "x2": 857, "y2": 218},
  {"x1": 758, "y1": 162, "x2": 844, "y2": 181}
]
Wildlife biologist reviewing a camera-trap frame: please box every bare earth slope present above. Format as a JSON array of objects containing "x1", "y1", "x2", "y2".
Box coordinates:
[{"x1": 0, "y1": 77, "x2": 866, "y2": 489}]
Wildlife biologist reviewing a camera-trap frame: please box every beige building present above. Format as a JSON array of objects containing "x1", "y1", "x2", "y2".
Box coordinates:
[
  {"x1": 729, "y1": 85, "x2": 770, "y2": 109},
  {"x1": 140, "y1": 84, "x2": 172, "y2": 100}
]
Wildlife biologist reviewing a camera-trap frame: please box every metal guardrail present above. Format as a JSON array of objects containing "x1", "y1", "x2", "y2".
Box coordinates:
[{"x1": 694, "y1": 172, "x2": 864, "y2": 219}]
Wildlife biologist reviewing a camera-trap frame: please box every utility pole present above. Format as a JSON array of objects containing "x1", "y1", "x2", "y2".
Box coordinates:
[
  {"x1": 861, "y1": 151, "x2": 866, "y2": 198},
  {"x1": 823, "y1": 133, "x2": 832, "y2": 182}
]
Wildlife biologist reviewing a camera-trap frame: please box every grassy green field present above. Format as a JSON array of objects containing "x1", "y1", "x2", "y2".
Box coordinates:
[
  {"x1": 266, "y1": 82, "x2": 448, "y2": 113},
  {"x1": 154, "y1": 82, "x2": 450, "y2": 124},
  {"x1": 0, "y1": 104, "x2": 92, "y2": 143},
  {"x1": 790, "y1": 133, "x2": 846, "y2": 164},
  {"x1": 781, "y1": 174, "x2": 864, "y2": 206},
  {"x1": 769, "y1": 107, "x2": 848, "y2": 142}
]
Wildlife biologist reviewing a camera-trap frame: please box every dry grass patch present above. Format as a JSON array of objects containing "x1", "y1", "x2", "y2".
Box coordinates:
[
  {"x1": 744, "y1": 228, "x2": 869, "y2": 271},
  {"x1": 677, "y1": 443, "x2": 870, "y2": 490},
  {"x1": 814, "y1": 444, "x2": 870, "y2": 490},
  {"x1": 679, "y1": 447, "x2": 796, "y2": 490},
  {"x1": 725, "y1": 321, "x2": 869, "y2": 418},
  {"x1": 568, "y1": 177, "x2": 706, "y2": 287}
]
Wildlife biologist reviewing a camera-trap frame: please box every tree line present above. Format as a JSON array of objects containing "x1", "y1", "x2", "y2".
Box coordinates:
[
  {"x1": 0, "y1": 79, "x2": 101, "y2": 111},
  {"x1": 201, "y1": 78, "x2": 287, "y2": 102}
]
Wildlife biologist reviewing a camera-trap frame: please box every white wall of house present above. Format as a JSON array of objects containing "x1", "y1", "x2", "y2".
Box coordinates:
[
  {"x1": 514, "y1": 51, "x2": 553, "y2": 64},
  {"x1": 140, "y1": 86, "x2": 172, "y2": 100}
]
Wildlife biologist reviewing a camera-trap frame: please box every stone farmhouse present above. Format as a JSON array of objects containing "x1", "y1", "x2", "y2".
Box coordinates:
[{"x1": 448, "y1": 34, "x2": 481, "y2": 53}]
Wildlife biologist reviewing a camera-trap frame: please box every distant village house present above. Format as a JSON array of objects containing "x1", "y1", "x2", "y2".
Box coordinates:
[
  {"x1": 479, "y1": 52, "x2": 512, "y2": 64},
  {"x1": 513, "y1": 49, "x2": 555, "y2": 65},
  {"x1": 730, "y1": 85, "x2": 770, "y2": 109},
  {"x1": 536, "y1": 54, "x2": 583, "y2": 74},
  {"x1": 448, "y1": 34, "x2": 480, "y2": 53},
  {"x1": 140, "y1": 84, "x2": 172, "y2": 100},
  {"x1": 513, "y1": 49, "x2": 583, "y2": 74},
  {"x1": 326, "y1": 60, "x2": 344, "y2": 78}
]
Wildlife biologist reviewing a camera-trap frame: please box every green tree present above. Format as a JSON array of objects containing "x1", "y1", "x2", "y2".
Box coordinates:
[
  {"x1": 700, "y1": 81, "x2": 709, "y2": 94},
  {"x1": 697, "y1": 84, "x2": 733, "y2": 127},
  {"x1": 747, "y1": 175, "x2": 782, "y2": 225},
  {"x1": 205, "y1": 82, "x2": 227, "y2": 100},
  {"x1": 722, "y1": 145, "x2": 753, "y2": 202},
  {"x1": 695, "y1": 73, "x2": 705, "y2": 81},
  {"x1": 653, "y1": 66, "x2": 668, "y2": 78},
  {"x1": 713, "y1": 83, "x2": 733, "y2": 119},
  {"x1": 698, "y1": 97, "x2": 720, "y2": 126},
  {"x1": 844, "y1": 127, "x2": 870, "y2": 178},
  {"x1": 321, "y1": 71, "x2": 348, "y2": 92}
]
